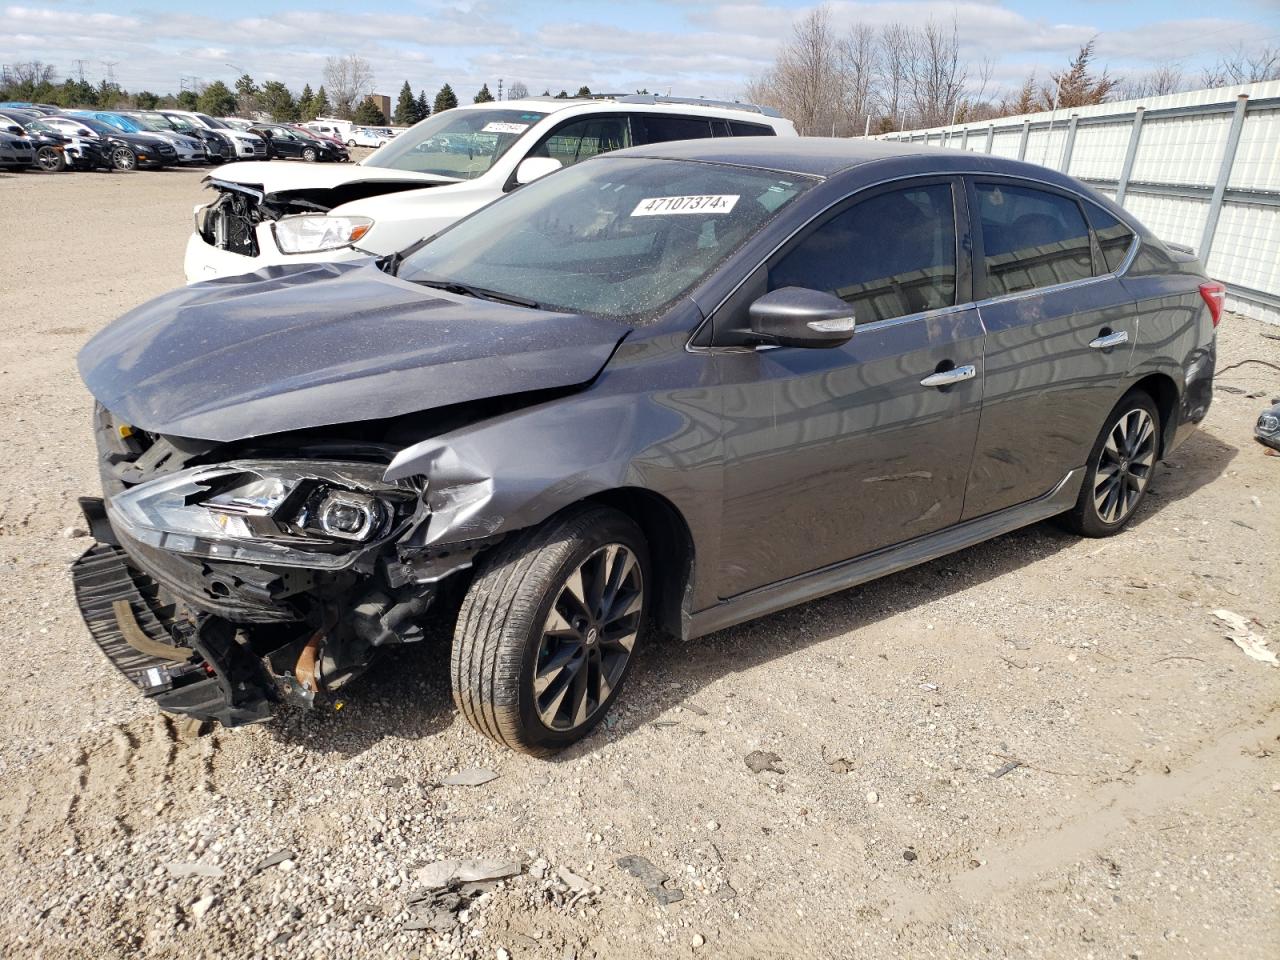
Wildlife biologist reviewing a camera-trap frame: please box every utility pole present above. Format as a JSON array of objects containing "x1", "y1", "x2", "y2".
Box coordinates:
[
  {"x1": 101, "y1": 60, "x2": 118, "y2": 85},
  {"x1": 73, "y1": 59, "x2": 88, "y2": 82},
  {"x1": 497, "y1": 78, "x2": 503, "y2": 101}
]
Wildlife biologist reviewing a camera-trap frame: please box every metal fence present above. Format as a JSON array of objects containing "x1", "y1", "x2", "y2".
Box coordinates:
[{"x1": 879, "y1": 80, "x2": 1280, "y2": 325}]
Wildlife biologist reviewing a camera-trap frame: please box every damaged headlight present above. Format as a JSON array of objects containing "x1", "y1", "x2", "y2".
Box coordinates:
[
  {"x1": 107, "y1": 460, "x2": 416, "y2": 570},
  {"x1": 272, "y1": 215, "x2": 374, "y2": 254}
]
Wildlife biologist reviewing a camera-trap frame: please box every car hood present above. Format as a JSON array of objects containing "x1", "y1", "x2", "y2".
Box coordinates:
[
  {"x1": 207, "y1": 161, "x2": 454, "y2": 193},
  {"x1": 78, "y1": 261, "x2": 629, "y2": 443}
]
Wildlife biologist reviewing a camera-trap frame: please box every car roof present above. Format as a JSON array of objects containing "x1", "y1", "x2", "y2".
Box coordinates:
[
  {"x1": 459, "y1": 96, "x2": 789, "y2": 125},
  {"x1": 606, "y1": 136, "x2": 1070, "y2": 180}
]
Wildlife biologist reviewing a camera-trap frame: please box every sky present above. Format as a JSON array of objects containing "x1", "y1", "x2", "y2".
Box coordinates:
[{"x1": 4, "y1": 0, "x2": 1280, "y2": 101}]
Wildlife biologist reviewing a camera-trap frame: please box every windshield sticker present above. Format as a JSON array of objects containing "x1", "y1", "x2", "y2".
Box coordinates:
[
  {"x1": 481, "y1": 121, "x2": 530, "y2": 135},
  {"x1": 631, "y1": 195, "x2": 740, "y2": 216}
]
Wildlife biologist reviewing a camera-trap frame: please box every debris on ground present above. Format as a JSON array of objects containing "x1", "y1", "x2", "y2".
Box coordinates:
[
  {"x1": 744, "y1": 750, "x2": 784, "y2": 774},
  {"x1": 251, "y1": 850, "x2": 294, "y2": 875},
  {"x1": 821, "y1": 745, "x2": 857, "y2": 774},
  {"x1": 1213, "y1": 609, "x2": 1277, "y2": 666},
  {"x1": 414, "y1": 859, "x2": 522, "y2": 890},
  {"x1": 165, "y1": 861, "x2": 225, "y2": 879},
  {"x1": 990, "y1": 759, "x2": 1024, "y2": 779},
  {"x1": 441, "y1": 768, "x2": 500, "y2": 786},
  {"x1": 616, "y1": 855, "x2": 684, "y2": 905}
]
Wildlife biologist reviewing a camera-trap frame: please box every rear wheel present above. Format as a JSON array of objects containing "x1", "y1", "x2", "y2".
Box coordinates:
[
  {"x1": 1061, "y1": 390, "x2": 1160, "y2": 537},
  {"x1": 452, "y1": 505, "x2": 649, "y2": 755},
  {"x1": 35, "y1": 146, "x2": 67, "y2": 173},
  {"x1": 346, "y1": 138, "x2": 356, "y2": 146},
  {"x1": 110, "y1": 146, "x2": 137, "y2": 171}
]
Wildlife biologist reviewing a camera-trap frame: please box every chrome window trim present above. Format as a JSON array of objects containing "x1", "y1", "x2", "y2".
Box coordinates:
[{"x1": 686, "y1": 167, "x2": 1141, "y2": 354}]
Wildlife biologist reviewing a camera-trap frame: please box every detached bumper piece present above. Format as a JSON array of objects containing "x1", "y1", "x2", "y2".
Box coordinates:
[{"x1": 71, "y1": 542, "x2": 276, "y2": 726}]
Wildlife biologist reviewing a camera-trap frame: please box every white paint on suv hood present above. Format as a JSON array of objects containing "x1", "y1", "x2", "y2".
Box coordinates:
[{"x1": 207, "y1": 161, "x2": 458, "y2": 194}]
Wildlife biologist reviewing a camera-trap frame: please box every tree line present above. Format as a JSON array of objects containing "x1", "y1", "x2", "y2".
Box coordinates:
[
  {"x1": 745, "y1": 6, "x2": 1280, "y2": 135},
  {"x1": 0, "y1": 54, "x2": 597, "y2": 127}
]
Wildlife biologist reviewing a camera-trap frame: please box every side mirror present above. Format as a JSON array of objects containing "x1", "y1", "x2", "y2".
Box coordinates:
[
  {"x1": 515, "y1": 156, "x2": 561, "y2": 185},
  {"x1": 747, "y1": 287, "x2": 856, "y2": 349}
]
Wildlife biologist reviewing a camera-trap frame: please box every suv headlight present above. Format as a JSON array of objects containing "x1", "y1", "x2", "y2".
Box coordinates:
[
  {"x1": 273, "y1": 215, "x2": 374, "y2": 254},
  {"x1": 107, "y1": 460, "x2": 418, "y2": 569}
]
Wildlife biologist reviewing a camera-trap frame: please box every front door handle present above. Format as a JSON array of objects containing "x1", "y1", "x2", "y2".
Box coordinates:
[
  {"x1": 920, "y1": 364, "x2": 977, "y2": 388},
  {"x1": 1089, "y1": 330, "x2": 1129, "y2": 350}
]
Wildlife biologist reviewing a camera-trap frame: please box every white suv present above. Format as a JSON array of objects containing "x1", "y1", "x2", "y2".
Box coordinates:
[{"x1": 184, "y1": 96, "x2": 796, "y2": 282}]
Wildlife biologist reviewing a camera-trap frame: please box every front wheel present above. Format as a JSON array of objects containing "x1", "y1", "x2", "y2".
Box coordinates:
[
  {"x1": 452, "y1": 505, "x2": 649, "y2": 755},
  {"x1": 1061, "y1": 390, "x2": 1160, "y2": 537},
  {"x1": 35, "y1": 146, "x2": 67, "y2": 172},
  {"x1": 346, "y1": 138, "x2": 356, "y2": 146},
  {"x1": 302, "y1": 146, "x2": 318, "y2": 162},
  {"x1": 110, "y1": 146, "x2": 137, "y2": 171}
]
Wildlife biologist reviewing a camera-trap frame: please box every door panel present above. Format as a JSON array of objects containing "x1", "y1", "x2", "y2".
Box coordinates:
[
  {"x1": 716, "y1": 309, "x2": 985, "y2": 596},
  {"x1": 962, "y1": 179, "x2": 1137, "y2": 519}
]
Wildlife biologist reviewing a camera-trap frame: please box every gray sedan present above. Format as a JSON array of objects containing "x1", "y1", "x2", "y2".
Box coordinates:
[{"x1": 73, "y1": 139, "x2": 1219, "y2": 754}]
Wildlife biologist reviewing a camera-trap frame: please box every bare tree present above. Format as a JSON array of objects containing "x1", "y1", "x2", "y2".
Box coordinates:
[
  {"x1": 8, "y1": 61, "x2": 57, "y2": 86},
  {"x1": 1043, "y1": 39, "x2": 1117, "y2": 109},
  {"x1": 837, "y1": 23, "x2": 877, "y2": 135},
  {"x1": 772, "y1": 6, "x2": 842, "y2": 135},
  {"x1": 878, "y1": 22, "x2": 913, "y2": 130},
  {"x1": 323, "y1": 54, "x2": 374, "y2": 119},
  {"x1": 1115, "y1": 61, "x2": 1189, "y2": 100},
  {"x1": 904, "y1": 19, "x2": 967, "y2": 128},
  {"x1": 507, "y1": 80, "x2": 529, "y2": 100},
  {"x1": 1201, "y1": 44, "x2": 1280, "y2": 86}
]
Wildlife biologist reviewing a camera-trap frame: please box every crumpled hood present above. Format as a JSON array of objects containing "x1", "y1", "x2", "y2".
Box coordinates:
[
  {"x1": 208, "y1": 161, "x2": 455, "y2": 194},
  {"x1": 78, "y1": 261, "x2": 629, "y2": 443}
]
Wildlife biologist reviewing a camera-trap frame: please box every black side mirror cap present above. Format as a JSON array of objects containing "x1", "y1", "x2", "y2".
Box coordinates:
[{"x1": 748, "y1": 287, "x2": 856, "y2": 349}]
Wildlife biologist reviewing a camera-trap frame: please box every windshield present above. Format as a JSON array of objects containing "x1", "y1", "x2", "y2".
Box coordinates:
[
  {"x1": 152, "y1": 113, "x2": 194, "y2": 132},
  {"x1": 67, "y1": 116, "x2": 113, "y2": 135},
  {"x1": 363, "y1": 107, "x2": 547, "y2": 179},
  {"x1": 130, "y1": 115, "x2": 171, "y2": 132},
  {"x1": 196, "y1": 114, "x2": 227, "y2": 129},
  {"x1": 397, "y1": 157, "x2": 813, "y2": 320},
  {"x1": 102, "y1": 114, "x2": 143, "y2": 133}
]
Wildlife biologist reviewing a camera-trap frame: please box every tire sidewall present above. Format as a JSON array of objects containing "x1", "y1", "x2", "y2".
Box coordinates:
[
  {"x1": 303, "y1": 147, "x2": 318, "y2": 162},
  {"x1": 1079, "y1": 390, "x2": 1161, "y2": 535},
  {"x1": 37, "y1": 147, "x2": 66, "y2": 172},
  {"x1": 513, "y1": 514, "x2": 650, "y2": 752}
]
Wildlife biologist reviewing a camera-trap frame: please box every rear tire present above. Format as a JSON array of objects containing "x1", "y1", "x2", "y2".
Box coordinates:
[
  {"x1": 1060, "y1": 390, "x2": 1161, "y2": 537},
  {"x1": 452, "y1": 505, "x2": 649, "y2": 756}
]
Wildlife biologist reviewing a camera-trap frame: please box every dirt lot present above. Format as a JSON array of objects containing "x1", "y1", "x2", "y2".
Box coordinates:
[{"x1": 0, "y1": 165, "x2": 1277, "y2": 960}]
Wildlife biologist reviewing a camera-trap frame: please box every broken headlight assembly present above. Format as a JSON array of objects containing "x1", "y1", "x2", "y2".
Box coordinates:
[
  {"x1": 106, "y1": 460, "x2": 417, "y2": 570},
  {"x1": 272, "y1": 215, "x2": 374, "y2": 254}
]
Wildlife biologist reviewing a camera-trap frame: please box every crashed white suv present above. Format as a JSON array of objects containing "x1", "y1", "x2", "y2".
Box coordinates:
[{"x1": 184, "y1": 96, "x2": 796, "y2": 282}]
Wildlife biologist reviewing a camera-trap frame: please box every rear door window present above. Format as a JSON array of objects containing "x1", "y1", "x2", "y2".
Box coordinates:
[
  {"x1": 528, "y1": 116, "x2": 632, "y2": 167},
  {"x1": 729, "y1": 120, "x2": 775, "y2": 136},
  {"x1": 769, "y1": 182, "x2": 958, "y2": 324},
  {"x1": 974, "y1": 182, "x2": 1093, "y2": 296},
  {"x1": 637, "y1": 115, "x2": 715, "y2": 144},
  {"x1": 1083, "y1": 202, "x2": 1137, "y2": 274}
]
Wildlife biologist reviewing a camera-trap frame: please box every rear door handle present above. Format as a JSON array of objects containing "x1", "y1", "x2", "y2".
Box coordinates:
[
  {"x1": 920, "y1": 364, "x2": 977, "y2": 388},
  {"x1": 1089, "y1": 330, "x2": 1129, "y2": 350}
]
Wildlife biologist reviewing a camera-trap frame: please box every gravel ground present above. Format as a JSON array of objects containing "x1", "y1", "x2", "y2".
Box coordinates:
[{"x1": 0, "y1": 164, "x2": 1277, "y2": 960}]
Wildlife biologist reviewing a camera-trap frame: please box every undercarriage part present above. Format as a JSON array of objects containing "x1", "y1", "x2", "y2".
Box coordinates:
[
  {"x1": 112, "y1": 599, "x2": 192, "y2": 660},
  {"x1": 349, "y1": 584, "x2": 437, "y2": 647},
  {"x1": 295, "y1": 627, "x2": 323, "y2": 694}
]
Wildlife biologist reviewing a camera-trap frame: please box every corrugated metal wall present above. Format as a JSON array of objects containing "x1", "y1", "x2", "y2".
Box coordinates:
[{"x1": 880, "y1": 80, "x2": 1280, "y2": 324}]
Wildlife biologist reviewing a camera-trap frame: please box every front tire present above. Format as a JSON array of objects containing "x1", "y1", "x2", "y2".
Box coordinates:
[
  {"x1": 110, "y1": 146, "x2": 137, "y2": 171},
  {"x1": 35, "y1": 146, "x2": 67, "y2": 173},
  {"x1": 302, "y1": 146, "x2": 318, "y2": 162},
  {"x1": 452, "y1": 505, "x2": 649, "y2": 755},
  {"x1": 1061, "y1": 390, "x2": 1160, "y2": 537}
]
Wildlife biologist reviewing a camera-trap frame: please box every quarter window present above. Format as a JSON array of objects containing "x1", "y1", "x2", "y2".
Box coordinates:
[
  {"x1": 769, "y1": 183, "x2": 958, "y2": 324},
  {"x1": 529, "y1": 117, "x2": 631, "y2": 167},
  {"x1": 729, "y1": 120, "x2": 775, "y2": 136},
  {"x1": 976, "y1": 183, "x2": 1093, "y2": 295},
  {"x1": 639, "y1": 116, "x2": 714, "y2": 143},
  {"x1": 1084, "y1": 202, "x2": 1136, "y2": 274}
]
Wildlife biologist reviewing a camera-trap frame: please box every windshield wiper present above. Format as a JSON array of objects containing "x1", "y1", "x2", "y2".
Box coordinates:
[{"x1": 410, "y1": 276, "x2": 540, "y2": 309}]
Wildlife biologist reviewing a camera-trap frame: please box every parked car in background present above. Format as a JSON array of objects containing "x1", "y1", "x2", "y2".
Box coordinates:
[
  {"x1": 134, "y1": 110, "x2": 233, "y2": 163},
  {"x1": 0, "y1": 129, "x2": 33, "y2": 170},
  {"x1": 248, "y1": 122, "x2": 347, "y2": 162},
  {"x1": 69, "y1": 110, "x2": 202, "y2": 164},
  {"x1": 345, "y1": 126, "x2": 393, "y2": 148},
  {"x1": 286, "y1": 124, "x2": 350, "y2": 159},
  {"x1": 187, "y1": 95, "x2": 796, "y2": 281},
  {"x1": 117, "y1": 111, "x2": 213, "y2": 164},
  {"x1": 43, "y1": 115, "x2": 175, "y2": 169},
  {"x1": 303, "y1": 119, "x2": 354, "y2": 142},
  {"x1": 77, "y1": 139, "x2": 1219, "y2": 751},
  {"x1": 161, "y1": 110, "x2": 266, "y2": 160},
  {"x1": 0, "y1": 101, "x2": 59, "y2": 114},
  {"x1": 20, "y1": 116, "x2": 113, "y2": 171},
  {"x1": 218, "y1": 117, "x2": 255, "y2": 131}
]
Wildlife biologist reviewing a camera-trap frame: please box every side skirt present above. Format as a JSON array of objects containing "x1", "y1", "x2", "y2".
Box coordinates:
[{"x1": 686, "y1": 467, "x2": 1085, "y2": 640}]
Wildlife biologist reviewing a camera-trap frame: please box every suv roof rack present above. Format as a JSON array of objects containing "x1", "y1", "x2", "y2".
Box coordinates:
[{"x1": 520, "y1": 93, "x2": 782, "y2": 119}]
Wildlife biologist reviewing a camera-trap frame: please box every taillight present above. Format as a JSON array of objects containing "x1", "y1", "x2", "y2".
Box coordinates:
[{"x1": 1199, "y1": 281, "x2": 1225, "y2": 327}]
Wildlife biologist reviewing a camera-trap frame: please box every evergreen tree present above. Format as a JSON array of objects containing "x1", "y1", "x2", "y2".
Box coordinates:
[
  {"x1": 312, "y1": 86, "x2": 330, "y2": 117},
  {"x1": 177, "y1": 89, "x2": 199, "y2": 110},
  {"x1": 298, "y1": 83, "x2": 315, "y2": 120},
  {"x1": 555, "y1": 90, "x2": 569, "y2": 98},
  {"x1": 433, "y1": 83, "x2": 457, "y2": 113},
  {"x1": 260, "y1": 80, "x2": 298, "y2": 121},
  {"x1": 197, "y1": 80, "x2": 237, "y2": 116},
  {"x1": 234, "y1": 73, "x2": 259, "y2": 115},
  {"x1": 1042, "y1": 39, "x2": 1117, "y2": 109},
  {"x1": 394, "y1": 80, "x2": 416, "y2": 125},
  {"x1": 575, "y1": 85, "x2": 592, "y2": 97},
  {"x1": 415, "y1": 89, "x2": 431, "y2": 122},
  {"x1": 134, "y1": 91, "x2": 160, "y2": 109},
  {"x1": 353, "y1": 96, "x2": 387, "y2": 125},
  {"x1": 473, "y1": 83, "x2": 494, "y2": 103}
]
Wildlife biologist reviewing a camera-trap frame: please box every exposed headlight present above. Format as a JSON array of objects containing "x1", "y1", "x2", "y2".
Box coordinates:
[
  {"x1": 273, "y1": 215, "x2": 375, "y2": 254},
  {"x1": 1258, "y1": 412, "x2": 1279, "y2": 437},
  {"x1": 107, "y1": 460, "x2": 416, "y2": 569}
]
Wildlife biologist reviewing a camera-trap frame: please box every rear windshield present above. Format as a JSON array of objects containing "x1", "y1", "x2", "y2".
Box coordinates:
[{"x1": 397, "y1": 156, "x2": 812, "y2": 320}]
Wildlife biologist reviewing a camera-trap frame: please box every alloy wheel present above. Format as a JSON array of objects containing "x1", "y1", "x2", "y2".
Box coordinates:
[
  {"x1": 36, "y1": 147, "x2": 65, "y2": 172},
  {"x1": 1093, "y1": 408, "x2": 1155, "y2": 524},
  {"x1": 303, "y1": 147, "x2": 318, "y2": 162},
  {"x1": 533, "y1": 544, "x2": 644, "y2": 731},
  {"x1": 111, "y1": 147, "x2": 136, "y2": 170}
]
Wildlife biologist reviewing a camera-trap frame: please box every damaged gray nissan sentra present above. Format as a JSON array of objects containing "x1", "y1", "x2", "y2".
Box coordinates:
[{"x1": 73, "y1": 139, "x2": 1219, "y2": 755}]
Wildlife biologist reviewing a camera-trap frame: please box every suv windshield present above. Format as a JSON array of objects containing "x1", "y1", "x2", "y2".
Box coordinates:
[
  {"x1": 397, "y1": 157, "x2": 812, "y2": 320},
  {"x1": 195, "y1": 114, "x2": 228, "y2": 129},
  {"x1": 129, "y1": 115, "x2": 173, "y2": 133},
  {"x1": 363, "y1": 108, "x2": 547, "y2": 179}
]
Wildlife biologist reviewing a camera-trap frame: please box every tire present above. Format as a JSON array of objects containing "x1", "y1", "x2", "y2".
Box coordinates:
[
  {"x1": 302, "y1": 146, "x2": 318, "y2": 162},
  {"x1": 110, "y1": 146, "x2": 137, "y2": 171},
  {"x1": 453, "y1": 505, "x2": 650, "y2": 755},
  {"x1": 35, "y1": 146, "x2": 67, "y2": 173},
  {"x1": 1060, "y1": 389, "x2": 1161, "y2": 537},
  {"x1": 346, "y1": 138, "x2": 356, "y2": 147}
]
